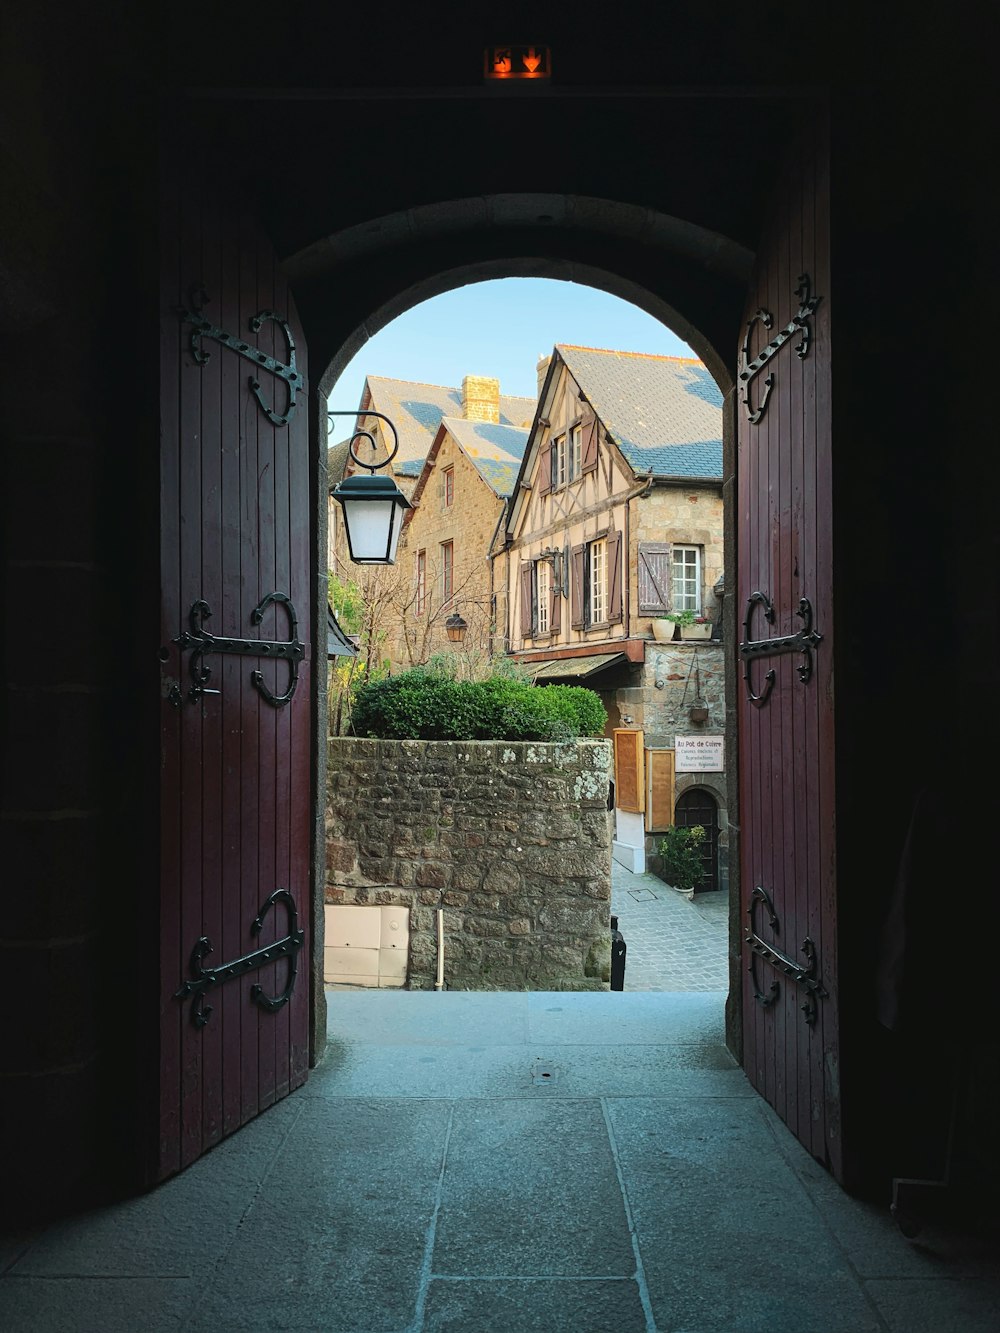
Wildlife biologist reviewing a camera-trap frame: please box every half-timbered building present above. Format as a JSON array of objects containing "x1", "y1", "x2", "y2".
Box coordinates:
[{"x1": 499, "y1": 345, "x2": 728, "y2": 881}]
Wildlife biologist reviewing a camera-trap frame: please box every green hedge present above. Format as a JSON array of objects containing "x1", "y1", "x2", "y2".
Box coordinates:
[{"x1": 349, "y1": 665, "x2": 607, "y2": 741}]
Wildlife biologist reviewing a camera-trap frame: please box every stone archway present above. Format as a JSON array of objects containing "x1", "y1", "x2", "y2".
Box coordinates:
[{"x1": 286, "y1": 196, "x2": 748, "y2": 1067}]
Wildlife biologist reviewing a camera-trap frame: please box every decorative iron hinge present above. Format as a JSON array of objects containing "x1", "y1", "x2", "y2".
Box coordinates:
[
  {"x1": 745, "y1": 885, "x2": 827, "y2": 1026},
  {"x1": 738, "y1": 592, "x2": 821, "y2": 706},
  {"x1": 174, "y1": 888, "x2": 304, "y2": 1029},
  {"x1": 739, "y1": 274, "x2": 822, "y2": 424},
  {"x1": 176, "y1": 285, "x2": 301, "y2": 426},
  {"x1": 170, "y1": 593, "x2": 304, "y2": 707}
]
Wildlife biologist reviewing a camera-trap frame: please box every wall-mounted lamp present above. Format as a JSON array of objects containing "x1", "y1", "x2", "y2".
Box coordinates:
[
  {"x1": 445, "y1": 612, "x2": 468, "y2": 643},
  {"x1": 328, "y1": 410, "x2": 411, "y2": 564}
]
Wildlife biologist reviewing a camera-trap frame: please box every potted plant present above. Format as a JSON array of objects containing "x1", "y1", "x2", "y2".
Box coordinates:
[
  {"x1": 679, "y1": 614, "x2": 712, "y2": 641},
  {"x1": 652, "y1": 609, "x2": 712, "y2": 642},
  {"x1": 657, "y1": 823, "x2": 707, "y2": 897}
]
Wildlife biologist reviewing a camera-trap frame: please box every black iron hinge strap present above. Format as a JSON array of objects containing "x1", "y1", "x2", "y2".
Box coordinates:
[
  {"x1": 170, "y1": 593, "x2": 303, "y2": 707},
  {"x1": 738, "y1": 592, "x2": 822, "y2": 706},
  {"x1": 174, "y1": 889, "x2": 304, "y2": 1029},
  {"x1": 745, "y1": 885, "x2": 827, "y2": 1026},
  {"x1": 176, "y1": 286, "x2": 301, "y2": 427}
]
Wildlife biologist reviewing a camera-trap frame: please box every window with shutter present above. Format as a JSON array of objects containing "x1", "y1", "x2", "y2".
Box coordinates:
[{"x1": 638, "y1": 542, "x2": 672, "y2": 613}]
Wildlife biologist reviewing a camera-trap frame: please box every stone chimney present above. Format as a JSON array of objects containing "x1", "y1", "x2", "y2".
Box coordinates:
[
  {"x1": 536, "y1": 354, "x2": 551, "y2": 397},
  {"x1": 461, "y1": 375, "x2": 500, "y2": 423}
]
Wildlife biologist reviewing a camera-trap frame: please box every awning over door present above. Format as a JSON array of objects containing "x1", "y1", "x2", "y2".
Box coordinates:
[
  {"x1": 525, "y1": 652, "x2": 627, "y2": 681},
  {"x1": 327, "y1": 605, "x2": 359, "y2": 658}
]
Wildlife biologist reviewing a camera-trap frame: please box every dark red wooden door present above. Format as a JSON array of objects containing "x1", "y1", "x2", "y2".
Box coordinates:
[
  {"x1": 737, "y1": 118, "x2": 841, "y2": 1179},
  {"x1": 156, "y1": 166, "x2": 311, "y2": 1182}
]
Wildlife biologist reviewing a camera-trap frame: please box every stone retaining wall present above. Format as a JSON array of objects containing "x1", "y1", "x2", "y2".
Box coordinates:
[{"x1": 325, "y1": 738, "x2": 613, "y2": 990}]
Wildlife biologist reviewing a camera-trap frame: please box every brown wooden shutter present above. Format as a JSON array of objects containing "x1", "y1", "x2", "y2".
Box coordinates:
[
  {"x1": 549, "y1": 572, "x2": 561, "y2": 634},
  {"x1": 581, "y1": 411, "x2": 599, "y2": 475},
  {"x1": 607, "y1": 528, "x2": 623, "y2": 623},
  {"x1": 638, "y1": 542, "x2": 672, "y2": 612},
  {"x1": 538, "y1": 442, "x2": 552, "y2": 496},
  {"x1": 613, "y1": 729, "x2": 644, "y2": 813},
  {"x1": 520, "y1": 561, "x2": 533, "y2": 637},
  {"x1": 570, "y1": 544, "x2": 586, "y2": 629},
  {"x1": 644, "y1": 748, "x2": 675, "y2": 832}
]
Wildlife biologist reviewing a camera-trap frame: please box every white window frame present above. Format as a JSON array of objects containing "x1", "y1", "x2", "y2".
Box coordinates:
[
  {"x1": 589, "y1": 538, "x2": 607, "y2": 625},
  {"x1": 415, "y1": 549, "x2": 427, "y2": 616},
  {"x1": 569, "y1": 424, "x2": 582, "y2": 481},
  {"x1": 443, "y1": 466, "x2": 454, "y2": 507},
  {"x1": 536, "y1": 559, "x2": 550, "y2": 635},
  {"x1": 671, "y1": 545, "x2": 701, "y2": 613},
  {"x1": 441, "y1": 540, "x2": 454, "y2": 605},
  {"x1": 553, "y1": 433, "x2": 567, "y2": 489}
]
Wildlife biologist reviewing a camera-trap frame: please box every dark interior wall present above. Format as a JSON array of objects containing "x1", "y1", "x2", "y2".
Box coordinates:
[
  {"x1": 0, "y1": 11, "x2": 162, "y2": 1211},
  {"x1": 830, "y1": 72, "x2": 998, "y2": 1191},
  {"x1": 2, "y1": 1, "x2": 995, "y2": 1215}
]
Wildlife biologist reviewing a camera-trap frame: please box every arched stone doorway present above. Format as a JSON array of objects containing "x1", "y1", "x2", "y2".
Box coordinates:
[{"x1": 674, "y1": 786, "x2": 720, "y2": 893}]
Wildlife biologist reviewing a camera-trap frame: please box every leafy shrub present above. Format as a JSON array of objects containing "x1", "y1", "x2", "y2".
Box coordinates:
[
  {"x1": 657, "y1": 823, "x2": 707, "y2": 893},
  {"x1": 349, "y1": 664, "x2": 607, "y2": 741}
]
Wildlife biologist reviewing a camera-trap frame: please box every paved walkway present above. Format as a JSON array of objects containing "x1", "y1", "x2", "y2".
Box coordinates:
[
  {"x1": 611, "y1": 860, "x2": 728, "y2": 991},
  {"x1": 3, "y1": 990, "x2": 998, "y2": 1333}
]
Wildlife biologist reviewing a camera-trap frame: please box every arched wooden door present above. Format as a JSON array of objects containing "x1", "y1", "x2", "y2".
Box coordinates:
[
  {"x1": 155, "y1": 157, "x2": 312, "y2": 1182},
  {"x1": 675, "y1": 787, "x2": 719, "y2": 891},
  {"x1": 737, "y1": 114, "x2": 842, "y2": 1180}
]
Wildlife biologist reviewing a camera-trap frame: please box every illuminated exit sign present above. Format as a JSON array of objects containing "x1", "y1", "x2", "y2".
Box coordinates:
[{"x1": 484, "y1": 46, "x2": 551, "y2": 80}]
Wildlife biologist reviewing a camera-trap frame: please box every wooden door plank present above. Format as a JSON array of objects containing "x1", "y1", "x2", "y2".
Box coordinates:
[
  {"x1": 177, "y1": 182, "x2": 205, "y2": 1171},
  {"x1": 157, "y1": 156, "x2": 184, "y2": 1183},
  {"x1": 237, "y1": 201, "x2": 262, "y2": 1129},
  {"x1": 197, "y1": 186, "x2": 225, "y2": 1153},
  {"x1": 255, "y1": 225, "x2": 278, "y2": 1114}
]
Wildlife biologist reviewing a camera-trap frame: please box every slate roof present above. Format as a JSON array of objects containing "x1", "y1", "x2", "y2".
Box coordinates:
[
  {"x1": 438, "y1": 416, "x2": 529, "y2": 498},
  {"x1": 556, "y1": 345, "x2": 723, "y2": 480},
  {"x1": 361, "y1": 376, "x2": 536, "y2": 474}
]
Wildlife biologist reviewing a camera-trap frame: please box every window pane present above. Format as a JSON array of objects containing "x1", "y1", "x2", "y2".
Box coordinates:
[
  {"x1": 590, "y1": 539, "x2": 607, "y2": 624},
  {"x1": 671, "y1": 545, "x2": 701, "y2": 612},
  {"x1": 536, "y1": 561, "x2": 549, "y2": 634}
]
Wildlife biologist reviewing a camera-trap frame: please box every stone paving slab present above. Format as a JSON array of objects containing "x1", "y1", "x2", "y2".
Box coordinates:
[
  {"x1": 422, "y1": 1278, "x2": 649, "y2": 1333},
  {"x1": 3, "y1": 992, "x2": 998, "y2": 1333}
]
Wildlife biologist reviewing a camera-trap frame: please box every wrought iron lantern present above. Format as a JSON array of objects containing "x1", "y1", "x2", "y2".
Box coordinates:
[
  {"x1": 445, "y1": 612, "x2": 468, "y2": 643},
  {"x1": 329, "y1": 410, "x2": 411, "y2": 564}
]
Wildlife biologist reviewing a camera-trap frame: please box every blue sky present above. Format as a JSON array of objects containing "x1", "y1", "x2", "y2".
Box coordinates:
[{"x1": 326, "y1": 278, "x2": 696, "y2": 413}]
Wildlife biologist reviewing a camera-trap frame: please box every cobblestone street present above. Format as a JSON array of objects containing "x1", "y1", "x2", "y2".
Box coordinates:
[{"x1": 611, "y1": 860, "x2": 729, "y2": 991}]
